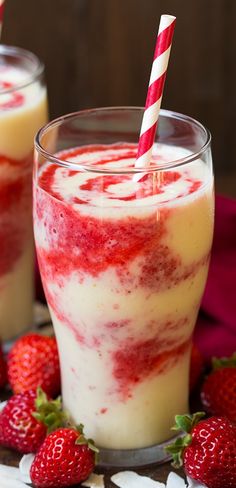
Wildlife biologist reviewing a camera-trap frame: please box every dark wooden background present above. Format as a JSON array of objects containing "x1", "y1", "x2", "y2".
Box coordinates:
[{"x1": 2, "y1": 0, "x2": 236, "y2": 195}]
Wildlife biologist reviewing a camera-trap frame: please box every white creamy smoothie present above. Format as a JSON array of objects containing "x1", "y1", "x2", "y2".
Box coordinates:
[
  {"x1": 34, "y1": 142, "x2": 214, "y2": 449},
  {"x1": 0, "y1": 57, "x2": 47, "y2": 341}
]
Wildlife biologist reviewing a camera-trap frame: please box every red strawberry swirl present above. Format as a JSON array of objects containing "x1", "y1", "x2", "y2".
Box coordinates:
[
  {"x1": 0, "y1": 80, "x2": 24, "y2": 110},
  {"x1": 0, "y1": 153, "x2": 32, "y2": 276},
  {"x1": 39, "y1": 143, "x2": 203, "y2": 206}
]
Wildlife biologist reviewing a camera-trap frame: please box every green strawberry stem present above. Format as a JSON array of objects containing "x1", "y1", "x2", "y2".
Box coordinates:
[
  {"x1": 33, "y1": 387, "x2": 71, "y2": 433},
  {"x1": 76, "y1": 423, "x2": 85, "y2": 434},
  {"x1": 75, "y1": 426, "x2": 99, "y2": 463},
  {"x1": 212, "y1": 352, "x2": 236, "y2": 369},
  {"x1": 166, "y1": 412, "x2": 205, "y2": 468}
]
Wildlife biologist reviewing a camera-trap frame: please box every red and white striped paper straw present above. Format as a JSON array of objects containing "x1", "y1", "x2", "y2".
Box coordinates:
[{"x1": 135, "y1": 14, "x2": 176, "y2": 168}]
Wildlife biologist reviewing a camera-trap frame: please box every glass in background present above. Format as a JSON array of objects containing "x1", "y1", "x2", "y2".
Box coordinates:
[{"x1": 0, "y1": 45, "x2": 48, "y2": 342}]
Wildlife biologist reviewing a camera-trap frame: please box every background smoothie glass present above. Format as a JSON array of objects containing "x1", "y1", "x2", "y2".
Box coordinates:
[
  {"x1": 34, "y1": 107, "x2": 214, "y2": 467},
  {"x1": 0, "y1": 45, "x2": 48, "y2": 342}
]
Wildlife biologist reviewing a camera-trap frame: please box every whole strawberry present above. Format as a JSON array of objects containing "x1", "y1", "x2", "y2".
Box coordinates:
[
  {"x1": 0, "y1": 390, "x2": 47, "y2": 454},
  {"x1": 0, "y1": 341, "x2": 7, "y2": 388},
  {"x1": 8, "y1": 333, "x2": 60, "y2": 397},
  {"x1": 30, "y1": 426, "x2": 98, "y2": 488},
  {"x1": 167, "y1": 412, "x2": 236, "y2": 488},
  {"x1": 0, "y1": 388, "x2": 62, "y2": 453},
  {"x1": 201, "y1": 353, "x2": 236, "y2": 421},
  {"x1": 189, "y1": 343, "x2": 204, "y2": 391}
]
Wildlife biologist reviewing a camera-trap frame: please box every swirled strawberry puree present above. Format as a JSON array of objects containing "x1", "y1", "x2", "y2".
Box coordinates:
[
  {"x1": 34, "y1": 143, "x2": 214, "y2": 449},
  {"x1": 0, "y1": 154, "x2": 32, "y2": 276},
  {"x1": 0, "y1": 64, "x2": 47, "y2": 340}
]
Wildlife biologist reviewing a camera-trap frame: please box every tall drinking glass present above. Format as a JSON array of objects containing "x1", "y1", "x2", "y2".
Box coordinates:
[
  {"x1": 0, "y1": 45, "x2": 48, "y2": 342},
  {"x1": 34, "y1": 108, "x2": 214, "y2": 467}
]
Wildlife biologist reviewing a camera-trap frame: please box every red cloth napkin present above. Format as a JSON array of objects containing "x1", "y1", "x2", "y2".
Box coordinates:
[{"x1": 194, "y1": 195, "x2": 236, "y2": 360}]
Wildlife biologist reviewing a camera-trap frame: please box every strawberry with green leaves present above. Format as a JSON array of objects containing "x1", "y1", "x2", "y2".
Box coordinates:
[
  {"x1": 201, "y1": 352, "x2": 236, "y2": 421},
  {"x1": 0, "y1": 388, "x2": 67, "y2": 453},
  {"x1": 167, "y1": 412, "x2": 236, "y2": 488},
  {"x1": 30, "y1": 425, "x2": 98, "y2": 488}
]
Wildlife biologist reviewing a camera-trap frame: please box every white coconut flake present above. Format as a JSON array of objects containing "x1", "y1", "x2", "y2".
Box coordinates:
[
  {"x1": 187, "y1": 476, "x2": 208, "y2": 488},
  {"x1": 82, "y1": 472, "x2": 105, "y2": 488},
  {"x1": 111, "y1": 471, "x2": 165, "y2": 488},
  {"x1": 166, "y1": 472, "x2": 186, "y2": 488},
  {"x1": 19, "y1": 454, "x2": 35, "y2": 483},
  {"x1": 0, "y1": 474, "x2": 29, "y2": 487},
  {"x1": 0, "y1": 464, "x2": 22, "y2": 480},
  {"x1": 0, "y1": 463, "x2": 32, "y2": 486},
  {"x1": 0, "y1": 400, "x2": 7, "y2": 412}
]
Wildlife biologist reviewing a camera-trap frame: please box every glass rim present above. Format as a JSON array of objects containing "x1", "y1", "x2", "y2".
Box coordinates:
[
  {"x1": 35, "y1": 107, "x2": 212, "y2": 174},
  {"x1": 0, "y1": 44, "x2": 45, "y2": 95}
]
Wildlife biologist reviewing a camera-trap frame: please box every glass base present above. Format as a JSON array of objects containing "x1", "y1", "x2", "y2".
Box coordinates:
[{"x1": 98, "y1": 437, "x2": 174, "y2": 468}]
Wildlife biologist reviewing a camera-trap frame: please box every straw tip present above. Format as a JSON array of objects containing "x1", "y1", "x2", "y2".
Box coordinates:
[
  {"x1": 161, "y1": 14, "x2": 176, "y2": 21},
  {"x1": 160, "y1": 14, "x2": 176, "y2": 28},
  {"x1": 159, "y1": 14, "x2": 176, "y2": 32}
]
